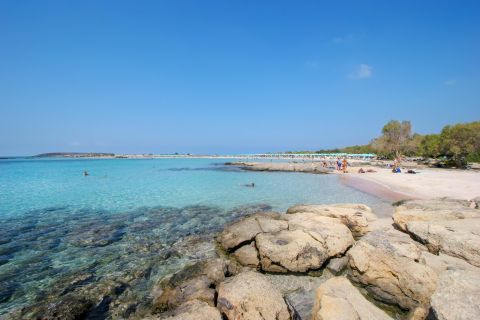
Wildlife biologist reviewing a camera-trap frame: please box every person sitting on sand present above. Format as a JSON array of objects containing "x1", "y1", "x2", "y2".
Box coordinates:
[{"x1": 358, "y1": 168, "x2": 365, "y2": 173}]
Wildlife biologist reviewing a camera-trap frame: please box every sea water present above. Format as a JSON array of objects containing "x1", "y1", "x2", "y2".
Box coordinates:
[{"x1": 0, "y1": 158, "x2": 388, "y2": 316}]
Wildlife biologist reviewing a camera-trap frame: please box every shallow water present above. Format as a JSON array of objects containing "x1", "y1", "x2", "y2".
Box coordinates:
[{"x1": 0, "y1": 158, "x2": 389, "y2": 317}]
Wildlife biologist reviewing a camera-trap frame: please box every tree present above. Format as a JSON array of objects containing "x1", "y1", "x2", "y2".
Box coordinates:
[
  {"x1": 419, "y1": 134, "x2": 442, "y2": 158},
  {"x1": 372, "y1": 120, "x2": 413, "y2": 159},
  {"x1": 440, "y1": 121, "x2": 480, "y2": 168}
]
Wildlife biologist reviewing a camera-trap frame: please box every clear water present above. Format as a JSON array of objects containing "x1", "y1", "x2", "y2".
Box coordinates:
[{"x1": 0, "y1": 158, "x2": 389, "y2": 317}]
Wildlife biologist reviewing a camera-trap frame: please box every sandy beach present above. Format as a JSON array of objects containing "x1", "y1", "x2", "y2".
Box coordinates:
[
  {"x1": 341, "y1": 166, "x2": 480, "y2": 201},
  {"x1": 227, "y1": 160, "x2": 480, "y2": 201}
]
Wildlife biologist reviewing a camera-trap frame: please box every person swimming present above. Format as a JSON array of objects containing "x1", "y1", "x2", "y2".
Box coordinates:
[
  {"x1": 83, "y1": 171, "x2": 89, "y2": 176},
  {"x1": 243, "y1": 182, "x2": 255, "y2": 187}
]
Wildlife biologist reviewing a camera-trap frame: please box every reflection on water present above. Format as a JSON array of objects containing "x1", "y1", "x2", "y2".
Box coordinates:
[{"x1": 0, "y1": 203, "x2": 271, "y2": 317}]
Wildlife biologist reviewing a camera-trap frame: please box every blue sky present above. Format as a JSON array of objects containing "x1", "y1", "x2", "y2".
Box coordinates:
[{"x1": 1, "y1": 0, "x2": 479, "y2": 155}]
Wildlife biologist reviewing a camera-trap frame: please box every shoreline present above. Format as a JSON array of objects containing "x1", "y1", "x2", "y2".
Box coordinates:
[
  {"x1": 225, "y1": 161, "x2": 480, "y2": 202},
  {"x1": 338, "y1": 174, "x2": 417, "y2": 202}
]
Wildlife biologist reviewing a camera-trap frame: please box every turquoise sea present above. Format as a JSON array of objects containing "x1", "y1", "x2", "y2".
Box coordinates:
[{"x1": 0, "y1": 158, "x2": 389, "y2": 317}]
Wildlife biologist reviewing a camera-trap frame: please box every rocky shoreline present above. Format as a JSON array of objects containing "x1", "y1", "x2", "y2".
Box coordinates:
[
  {"x1": 225, "y1": 161, "x2": 332, "y2": 174},
  {"x1": 4, "y1": 198, "x2": 479, "y2": 319},
  {"x1": 152, "y1": 198, "x2": 480, "y2": 320}
]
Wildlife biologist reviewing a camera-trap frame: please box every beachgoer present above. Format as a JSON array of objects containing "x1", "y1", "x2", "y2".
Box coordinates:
[
  {"x1": 337, "y1": 158, "x2": 342, "y2": 171},
  {"x1": 83, "y1": 171, "x2": 89, "y2": 176},
  {"x1": 358, "y1": 168, "x2": 365, "y2": 173},
  {"x1": 342, "y1": 158, "x2": 348, "y2": 173}
]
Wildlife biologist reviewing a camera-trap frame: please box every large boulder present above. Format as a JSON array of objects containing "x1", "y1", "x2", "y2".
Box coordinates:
[
  {"x1": 256, "y1": 229, "x2": 329, "y2": 273},
  {"x1": 255, "y1": 214, "x2": 354, "y2": 273},
  {"x1": 218, "y1": 212, "x2": 287, "y2": 251},
  {"x1": 430, "y1": 269, "x2": 480, "y2": 320},
  {"x1": 162, "y1": 300, "x2": 222, "y2": 320},
  {"x1": 216, "y1": 271, "x2": 290, "y2": 320},
  {"x1": 347, "y1": 228, "x2": 438, "y2": 313},
  {"x1": 405, "y1": 218, "x2": 480, "y2": 267},
  {"x1": 287, "y1": 204, "x2": 377, "y2": 237},
  {"x1": 312, "y1": 277, "x2": 392, "y2": 320},
  {"x1": 286, "y1": 213, "x2": 355, "y2": 257},
  {"x1": 224, "y1": 210, "x2": 355, "y2": 273},
  {"x1": 393, "y1": 199, "x2": 480, "y2": 231}
]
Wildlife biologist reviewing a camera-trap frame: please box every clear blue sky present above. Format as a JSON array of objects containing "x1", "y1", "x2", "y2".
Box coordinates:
[{"x1": 1, "y1": 0, "x2": 479, "y2": 155}]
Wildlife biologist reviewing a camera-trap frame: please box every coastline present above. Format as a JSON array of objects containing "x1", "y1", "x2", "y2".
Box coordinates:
[
  {"x1": 341, "y1": 166, "x2": 480, "y2": 201},
  {"x1": 225, "y1": 161, "x2": 480, "y2": 202},
  {"x1": 338, "y1": 174, "x2": 417, "y2": 202}
]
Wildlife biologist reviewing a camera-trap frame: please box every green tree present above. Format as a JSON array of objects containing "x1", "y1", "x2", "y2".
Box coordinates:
[
  {"x1": 440, "y1": 121, "x2": 480, "y2": 168},
  {"x1": 419, "y1": 134, "x2": 442, "y2": 158},
  {"x1": 372, "y1": 120, "x2": 413, "y2": 159}
]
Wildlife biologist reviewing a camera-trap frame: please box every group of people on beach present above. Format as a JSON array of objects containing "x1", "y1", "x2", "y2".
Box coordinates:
[{"x1": 336, "y1": 158, "x2": 348, "y2": 173}]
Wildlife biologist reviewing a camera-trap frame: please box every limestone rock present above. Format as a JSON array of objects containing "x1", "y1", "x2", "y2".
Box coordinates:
[
  {"x1": 256, "y1": 229, "x2": 328, "y2": 272},
  {"x1": 347, "y1": 228, "x2": 438, "y2": 311},
  {"x1": 162, "y1": 300, "x2": 222, "y2": 320},
  {"x1": 421, "y1": 251, "x2": 479, "y2": 276},
  {"x1": 393, "y1": 199, "x2": 480, "y2": 231},
  {"x1": 406, "y1": 218, "x2": 480, "y2": 267},
  {"x1": 152, "y1": 258, "x2": 227, "y2": 312},
  {"x1": 326, "y1": 256, "x2": 348, "y2": 275},
  {"x1": 430, "y1": 269, "x2": 480, "y2": 320},
  {"x1": 287, "y1": 204, "x2": 376, "y2": 237},
  {"x1": 218, "y1": 212, "x2": 287, "y2": 251},
  {"x1": 286, "y1": 213, "x2": 355, "y2": 257},
  {"x1": 232, "y1": 242, "x2": 260, "y2": 268},
  {"x1": 217, "y1": 271, "x2": 290, "y2": 320},
  {"x1": 312, "y1": 277, "x2": 392, "y2": 320}
]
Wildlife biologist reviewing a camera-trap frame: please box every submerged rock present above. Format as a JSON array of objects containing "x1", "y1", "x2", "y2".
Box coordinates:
[
  {"x1": 66, "y1": 223, "x2": 125, "y2": 247},
  {"x1": 405, "y1": 218, "x2": 480, "y2": 267},
  {"x1": 430, "y1": 269, "x2": 480, "y2": 320},
  {"x1": 42, "y1": 295, "x2": 94, "y2": 320},
  {"x1": 217, "y1": 271, "x2": 290, "y2": 320},
  {"x1": 287, "y1": 204, "x2": 377, "y2": 237},
  {"x1": 347, "y1": 228, "x2": 438, "y2": 314},
  {"x1": 312, "y1": 277, "x2": 392, "y2": 320}
]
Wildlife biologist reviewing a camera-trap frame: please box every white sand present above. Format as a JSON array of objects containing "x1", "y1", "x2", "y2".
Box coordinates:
[{"x1": 343, "y1": 167, "x2": 480, "y2": 200}]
